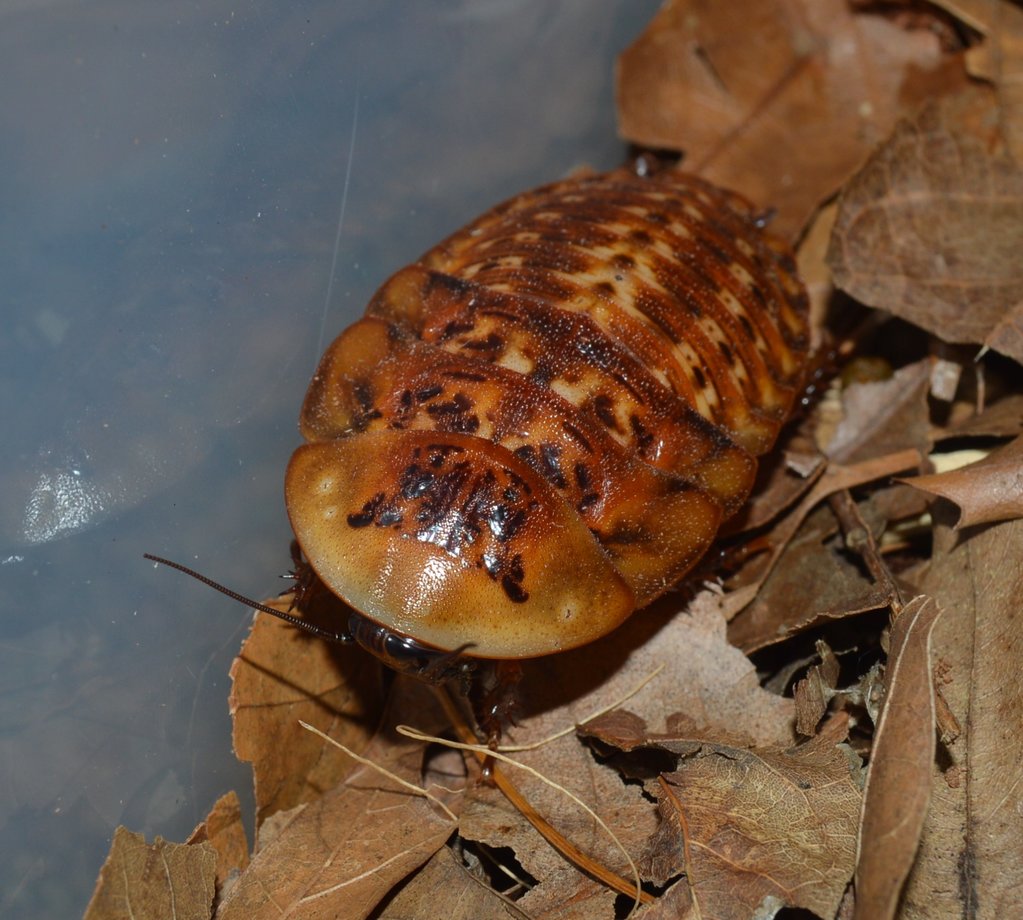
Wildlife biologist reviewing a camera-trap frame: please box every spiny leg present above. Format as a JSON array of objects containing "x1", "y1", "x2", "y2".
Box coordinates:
[{"x1": 470, "y1": 659, "x2": 524, "y2": 780}]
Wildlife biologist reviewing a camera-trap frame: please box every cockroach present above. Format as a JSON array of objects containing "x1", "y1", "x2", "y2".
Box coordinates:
[
  {"x1": 150, "y1": 161, "x2": 809, "y2": 733},
  {"x1": 288, "y1": 164, "x2": 808, "y2": 654}
]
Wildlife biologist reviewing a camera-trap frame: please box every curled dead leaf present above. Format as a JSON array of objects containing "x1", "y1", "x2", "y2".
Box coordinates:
[
  {"x1": 378, "y1": 846, "x2": 524, "y2": 920},
  {"x1": 726, "y1": 448, "x2": 922, "y2": 650},
  {"x1": 854, "y1": 596, "x2": 942, "y2": 920},
  {"x1": 900, "y1": 435, "x2": 1023, "y2": 528},
  {"x1": 948, "y1": 0, "x2": 1023, "y2": 160},
  {"x1": 900, "y1": 518, "x2": 1023, "y2": 916},
  {"x1": 458, "y1": 591, "x2": 797, "y2": 915}
]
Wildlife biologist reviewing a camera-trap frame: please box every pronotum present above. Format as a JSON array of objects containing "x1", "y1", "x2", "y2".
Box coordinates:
[{"x1": 280, "y1": 162, "x2": 810, "y2": 665}]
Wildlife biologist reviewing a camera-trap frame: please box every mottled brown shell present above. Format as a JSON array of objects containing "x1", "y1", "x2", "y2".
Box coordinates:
[{"x1": 287, "y1": 167, "x2": 809, "y2": 658}]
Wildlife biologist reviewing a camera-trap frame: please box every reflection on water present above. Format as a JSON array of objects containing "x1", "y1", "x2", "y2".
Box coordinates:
[{"x1": 0, "y1": 0, "x2": 659, "y2": 914}]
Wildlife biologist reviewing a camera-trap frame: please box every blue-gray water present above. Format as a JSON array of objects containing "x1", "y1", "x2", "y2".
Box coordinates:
[{"x1": 0, "y1": 1, "x2": 660, "y2": 916}]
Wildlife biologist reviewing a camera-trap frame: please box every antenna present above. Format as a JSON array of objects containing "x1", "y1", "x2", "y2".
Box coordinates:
[{"x1": 143, "y1": 553, "x2": 350, "y2": 644}]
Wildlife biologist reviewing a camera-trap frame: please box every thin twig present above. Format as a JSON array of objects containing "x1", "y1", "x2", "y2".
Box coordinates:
[
  {"x1": 499, "y1": 665, "x2": 665, "y2": 752},
  {"x1": 828, "y1": 489, "x2": 904, "y2": 614},
  {"x1": 298, "y1": 720, "x2": 459, "y2": 823}
]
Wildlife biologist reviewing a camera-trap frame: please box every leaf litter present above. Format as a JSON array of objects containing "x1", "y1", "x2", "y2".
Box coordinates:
[{"x1": 91, "y1": 1, "x2": 1023, "y2": 917}]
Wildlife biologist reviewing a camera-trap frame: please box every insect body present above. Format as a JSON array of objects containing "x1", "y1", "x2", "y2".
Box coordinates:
[{"x1": 287, "y1": 166, "x2": 809, "y2": 659}]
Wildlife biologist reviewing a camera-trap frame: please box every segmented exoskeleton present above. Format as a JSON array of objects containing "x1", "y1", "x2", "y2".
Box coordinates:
[{"x1": 287, "y1": 165, "x2": 809, "y2": 659}]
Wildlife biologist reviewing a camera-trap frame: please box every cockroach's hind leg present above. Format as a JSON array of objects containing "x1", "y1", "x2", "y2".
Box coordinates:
[{"x1": 470, "y1": 659, "x2": 524, "y2": 782}]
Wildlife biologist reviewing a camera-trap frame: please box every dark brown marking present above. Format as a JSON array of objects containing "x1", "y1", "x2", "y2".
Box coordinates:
[
  {"x1": 440, "y1": 320, "x2": 476, "y2": 340},
  {"x1": 629, "y1": 414, "x2": 655, "y2": 454},
  {"x1": 501, "y1": 555, "x2": 529, "y2": 603},
  {"x1": 460, "y1": 332, "x2": 503, "y2": 352},
  {"x1": 347, "y1": 492, "x2": 386, "y2": 528},
  {"x1": 399, "y1": 463, "x2": 435, "y2": 500},
  {"x1": 352, "y1": 381, "x2": 374, "y2": 414},
  {"x1": 592, "y1": 394, "x2": 619, "y2": 431},
  {"x1": 539, "y1": 443, "x2": 567, "y2": 489},
  {"x1": 560, "y1": 421, "x2": 593, "y2": 454},
  {"x1": 416, "y1": 384, "x2": 443, "y2": 401}
]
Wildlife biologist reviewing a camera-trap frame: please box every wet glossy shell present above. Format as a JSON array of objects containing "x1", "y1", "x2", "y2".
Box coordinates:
[{"x1": 287, "y1": 167, "x2": 809, "y2": 658}]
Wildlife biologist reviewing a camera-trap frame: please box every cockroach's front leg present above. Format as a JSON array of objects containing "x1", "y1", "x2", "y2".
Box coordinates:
[{"x1": 469, "y1": 660, "x2": 524, "y2": 780}]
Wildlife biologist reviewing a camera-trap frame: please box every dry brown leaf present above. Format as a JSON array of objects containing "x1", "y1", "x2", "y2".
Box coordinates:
[
  {"x1": 726, "y1": 448, "x2": 923, "y2": 650},
  {"x1": 824, "y1": 360, "x2": 934, "y2": 465},
  {"x1": 936, "y1": 392, "x2": 1023, "y2": 439},
  {"x1": 527, "y1": 883, "x2": 619, "y2": 920},
  {"x1": 900, "y1": 518, "x2": 1023, "y2": 918},
  {"x1": 865, "y1": 481, "x2": 932, "y2": 530},
  {"x1": 217, "y1": 773, "x2": 456, "y2": 920},
  {"x1": 458, "y1": 589, "x2": 795, "y2": 914},
  {"x1": 986, "y1": 300, "x2": 1023, "y2": 363},
  {"x1": 252, "y1": 800, "x2": 305, "y2": 852},
  {"x1": 617, "y1": 0, "x2": 965, "y2": 237},
  {"x1": 582, "y1": 714, "x2": 861, "y2": 919},
  {"x1": 518, "y1": 583, "x2": 799, "y2": 748},
  {"x1": 228, "y1": 599, "x2": 385, "y2": 828},
  {"x1": 186, "y1": 790, "x2": 249, "y2": 901},
  {"x1": 795, "y1": 640, "x2": 842, "y2": 736},
  {"x1": 732, "y1": 503, "x2": 891, "y2": 654},
  {"x1": 938, "y1": 0, "x2": 1023, "y2": 160},
  {"x1": 827, "y1": 102, "x2": 1023, "y2": 364},
  {"x1": 454, "y1": 749, "x2": 624, "y2": 919},
  {"x1": 854, "y1": 596, "x2": 942, "y2": 920},
  {"x1": 378, "y1": 846, "x2": 524, "y2": 920},
  {"x1": 900, "y1": 434, "x2": 1023, "y2": 528},
  {"x1": 83, "y1": 826, "x2": 217, "y2": 920},
  {"x1": 217, "y1": 678, "x2": 460, "y2": 920},
  {"x1": 634, "y1": 882, "x2": 696, "y2": 920},
  {"x1": 657, "y1": 738, "x2": 859, "y2": 919}
]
